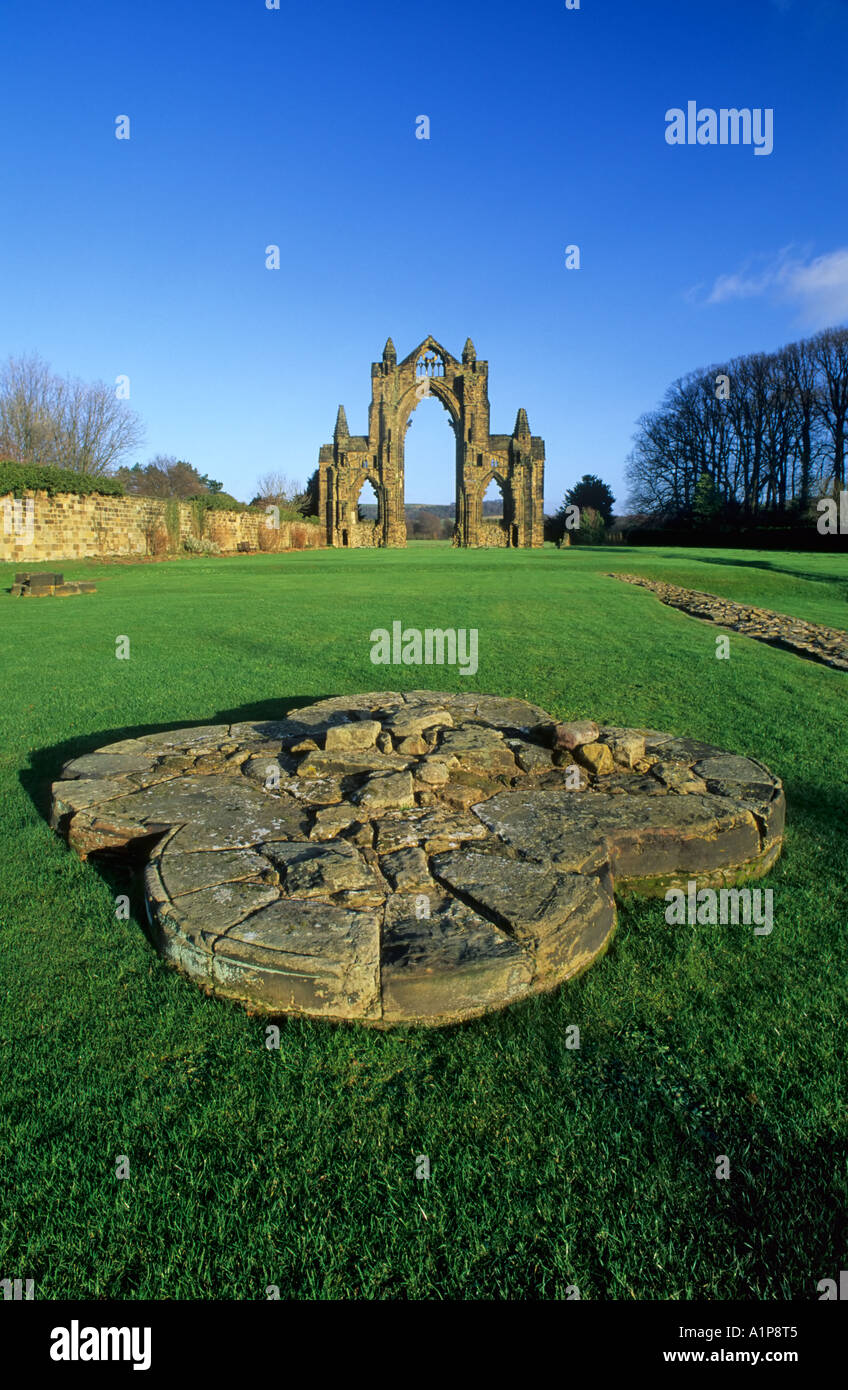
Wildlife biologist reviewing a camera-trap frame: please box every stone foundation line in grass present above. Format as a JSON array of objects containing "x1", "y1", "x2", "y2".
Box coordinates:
[
  {"x1": 612, "y1": 573, "x2": 848, "y2": 671},
  {"x1": 51, "y1": 691, "x2": 785, "y2": 1027}
]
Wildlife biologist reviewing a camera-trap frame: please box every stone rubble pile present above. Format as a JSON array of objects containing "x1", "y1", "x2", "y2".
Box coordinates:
[{"x1": 614, "y1": 573, "x2": 848, "y2": 671}]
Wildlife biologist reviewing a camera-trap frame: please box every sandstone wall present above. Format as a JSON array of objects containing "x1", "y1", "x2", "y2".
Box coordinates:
[
  {"x1": 345, "y1": 519, "x2": 379, "y2": 548},
  {"x1": 0, "y1": 491, "x2": 323, "y2": 563},
  {"x1": 475, "y1": 520, "x2": 510, "y2": 547}
]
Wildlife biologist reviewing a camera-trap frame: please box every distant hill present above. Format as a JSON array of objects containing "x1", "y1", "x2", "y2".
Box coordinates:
[{"x1": 358, "y1": 501, "x2": 503, "y2": 519}]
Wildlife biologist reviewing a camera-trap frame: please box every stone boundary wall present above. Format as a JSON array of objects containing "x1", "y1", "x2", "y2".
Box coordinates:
[{"x1": 0, "y1": 490, "x2": 323, "y2": 563}]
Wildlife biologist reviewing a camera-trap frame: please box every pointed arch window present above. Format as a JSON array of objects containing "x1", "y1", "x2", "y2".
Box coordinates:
[
  {"x1": 483, "y1": 473, "x2": 505, "y2": 520},
  {"x1": 357, "y1": 477, "x2": 379, "y2": 523}
]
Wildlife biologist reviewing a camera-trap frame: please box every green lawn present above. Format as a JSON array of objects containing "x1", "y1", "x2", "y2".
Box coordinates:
[{"x1": 1, "y1": 543, "x2": 845, "y2": 1300}]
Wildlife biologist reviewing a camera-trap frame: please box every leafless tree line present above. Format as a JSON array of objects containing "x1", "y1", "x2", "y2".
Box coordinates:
[
  {"x1": 625, "y1": 326, "x2": 848, "y2": 519},
  {"x1": 0, "y1": 354, "x2": 145, "y2": 475},
  {"x1": 251, "y1": 471, "x2": 305, "y2": 507}
]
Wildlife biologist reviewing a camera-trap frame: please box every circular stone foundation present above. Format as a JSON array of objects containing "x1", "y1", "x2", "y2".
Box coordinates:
[{"x1": 51, "y1": 692, "x2": 785, "y2": 1027}]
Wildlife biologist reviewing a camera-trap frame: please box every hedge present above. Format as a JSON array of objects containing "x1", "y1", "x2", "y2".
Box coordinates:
[
  {"x1": 186, "y1": 492, "x2": 247, "y2": 512},
  {"x1": 0, "y1": 462, "x2": 125, "y2": 497},
  {"x1": 0, "y1": 466, "x2": 321, "y2": 522}
]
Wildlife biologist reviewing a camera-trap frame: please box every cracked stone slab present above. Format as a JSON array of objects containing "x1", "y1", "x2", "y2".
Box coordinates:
[
  {"x1": 374, "y1": 808, "x2": 492, "y2": 855},
  {"x1": 386, "y1": 706, "x2": 455, "y2": 737},
  {"x1": 51, "y1": 693, "x2": 785, "y2": 1026},
  {"x1": 158, "y1": 847, "x2": 279, "y2": 898},
  {"x1": 431, "y1": 850, "x2": 597, "y2": 937},
  {"x1": 213, "y1": 898, "x2": 382, "y2": 1019},
  {"x1": 473, "y1": 788, "x2": 609, "y2": 874},
  {"x1": 381, "y1": 890, "x2": 534, "y2": 1026},
  {"x1": 167, "y1": 879, "x2": 281, "y2": 940},
  {"x1": 474, "y1": 787, "x2": 765, "y2": 891},
  {"x1": 105, "y1": 725, "x2": 231, "y2": 754},
  {"x1": 260, "y1": 840, "x2": 380, "y2": 897},
  {"x1": 87, "y1": 776, "x2": 311, "y2": 852},
  {"x1": 380, "y1": 847, "x2": 432, "y2": 891},
  {"x1": 469, "y1": 694, "x2": 555, "y2": 735},
  {"x1": 61, "y1": 751, "x2": 161, "y2": 779},
  {"x1": 51, "y1": 777, "x2": 147, "y2": 828}
]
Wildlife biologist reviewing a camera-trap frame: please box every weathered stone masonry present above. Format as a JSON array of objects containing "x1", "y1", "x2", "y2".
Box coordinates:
[
  {"x1": 318, "y1": 336, "x2": 546, "y2": 548},
  {"x1": 0, "y1": 491, "x2": 322, "y2": 564},
  {"x1": 51, "y1": 692, "x2": 785, "y2": 1027}
]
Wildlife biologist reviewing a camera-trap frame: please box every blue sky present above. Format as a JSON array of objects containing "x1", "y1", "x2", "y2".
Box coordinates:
[{"x1": 2, "y1": 0, "x2": 847, "y2": 510}]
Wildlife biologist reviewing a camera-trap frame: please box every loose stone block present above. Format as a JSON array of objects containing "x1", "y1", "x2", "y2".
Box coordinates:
[
  {"x1": 13, "y1": 570, "x2": 96, "y2": 598},
  {"x1": 381, "y1": 892, "x2": 533, "y2": 1026},
  {"x1": 324, "y1": 720, "x2": 381, "y2": 752},
  {"x1": 603, "y1": 731, "x2": 646, "y2": 769},
  {"x1": 574, "y1": 741, "x2": 615, "y2": 776},
  {"x1": 354, "y1": 770, "x2": 415, "y2": 810},
  {"x1": 553, "y1": 721, "x2": 600, "y2": 751},
  {"x1": 380, "y1": 847, "x2": 431, "y2": 891},
  {"x1": 159, "y1": 848, "x2": 279, "y2": 898},
  {"x1": 387, "y1": 707, "x2": 454, "y2": 738},
  {"x1": 167, "y1": 879, "x2": 280, "y2": 937}
]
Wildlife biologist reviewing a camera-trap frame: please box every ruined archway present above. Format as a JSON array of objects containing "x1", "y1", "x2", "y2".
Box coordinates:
[{"x1": 318, "y1": 336, "x2": 545, "y2": 547}]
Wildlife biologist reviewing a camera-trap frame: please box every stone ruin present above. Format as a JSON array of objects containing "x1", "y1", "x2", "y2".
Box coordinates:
[
  {"x1": 11, "y1": 571, "x2": 96, "y2": 598},
  {"x1": 318, "y1": 336, "x2": 545, "y2": 548},
  {"x1": 50, "y1": 692, "x2": 785, "y2": 1028}
]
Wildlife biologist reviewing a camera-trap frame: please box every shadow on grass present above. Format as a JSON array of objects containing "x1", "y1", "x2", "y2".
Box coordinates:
[
  {"x1": 19, "y1": 693, "x2": 338, "y2": 960},
  {"x1": 681, "y1": 553, "x2": 848, "y2": 596},
  {"x1": 19, "y1": 693, "x2": 335, "y2": 820},
  {"x1": 779, "y1": 775, "x2": 848, "y2": 849}
]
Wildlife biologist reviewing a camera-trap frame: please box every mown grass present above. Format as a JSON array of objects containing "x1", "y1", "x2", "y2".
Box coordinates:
[{"x1": 0, "y1": 543, "x2": 845, "y2": 1299}]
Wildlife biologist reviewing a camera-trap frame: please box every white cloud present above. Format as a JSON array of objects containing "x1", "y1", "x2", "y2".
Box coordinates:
[{"x1": 698, "y1": 246, "x2": 848, "y2": 329}]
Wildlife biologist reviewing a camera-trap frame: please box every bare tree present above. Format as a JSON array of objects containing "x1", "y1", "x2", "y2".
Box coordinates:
[
  {"x1": 625, "y1": 325, "x2": 847, "y2": 523},
  {"x1": 0, "y1": 353, "x2": 144, "y2": 473},
  {"x1": 780, "y1": 336, "x2": 821, "y2": 512},
  {"x1": 50, "y1": 376, "x2": 145, "y2": 474},
  {"x1": 0, "y1": 354, "x2": 56, "y2": 463},
  {"x1": 252, "y1": 471, "x2": 304, "y2": 506},
  {"x1": 625, "y1": 406, "x2": 691, "y2": 514},
  {"x1": 812, "y1": 327, "x2": 848, "y2": 492}
]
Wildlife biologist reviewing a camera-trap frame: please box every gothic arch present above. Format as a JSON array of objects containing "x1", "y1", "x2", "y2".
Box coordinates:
[
  {"x1": 318, "y1": 336, "x2": 545, "y2": 548},
  {"x1": 399, "y1": 379, "x2": 462, "y2": 431},
  {"x1": 473, "y1": 468, "x2": 513, "y2": 547}
]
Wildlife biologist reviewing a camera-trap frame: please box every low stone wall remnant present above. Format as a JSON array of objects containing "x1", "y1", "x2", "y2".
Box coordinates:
[
  {"x1": 1, "y1": 490, "x2": 323, "y2": 563},
  {"x1": 613, "y1": 573, "x2": 848, "y2": 672},
  {"x1": 51, "y1": 692, "x2": 785, "y2": 1027}
]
